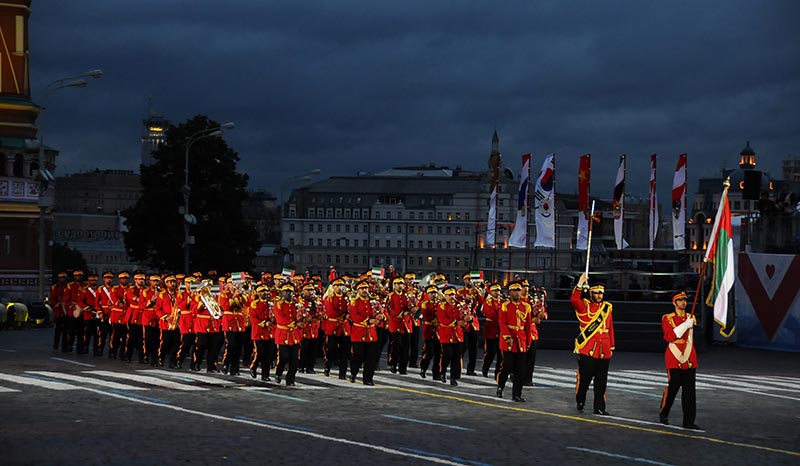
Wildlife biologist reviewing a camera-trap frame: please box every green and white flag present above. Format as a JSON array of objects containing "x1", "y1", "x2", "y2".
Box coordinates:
[{"x1": 704, "y1": 185, "x2": 735, "y2": 337}]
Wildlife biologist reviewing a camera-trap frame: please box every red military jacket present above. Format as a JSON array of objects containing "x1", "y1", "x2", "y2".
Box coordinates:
[
  {"x1": 110, "y1": 284, "x2": 128, "y2": 325},
  {"x1": 529, "y1": 300, "x2": 548, "y2": 342},
  {"x1": 571, "y1": 287, "x2": 615, "y2": 359},
  {"x1": 349, "y1": 296, "x2": 378, "y2": 343},
  {"x1": 140, "y1": 287, "x2": 160, "y2": 327},
  {"x1": 64, "y1": 281, "x2": 84, "y2": 318},
  {"x1": 156, "y1": 290, "x2": 180, "y2": 331},
  {"x1": 273, "y1": 299, "x2": 302, "y2": 346},
  {"x1": 192, "y1": 295, "x2": 221, "y2": 334},
  {"x1": 387, "y1": 291, "x2": 413, "y2": 334},
  {"x1": 662, "y1": 312, "x2": 698, "y2": 370},
  {"x1": 79, "y1": 286, "x2": 99, "y2": 321},
  {"x1": 96, "y1": 284, "x2": 115, "y2": 320},
  {"x1": 220, "y1": 291, "x2": 247, "y2": 333},
  {"x1": 299, "y1": 297, "x2": 321, "y2": 339},
  {"x1": 249, "y1": 297, "x2": 274, "y2": 341},
  {"x1": 457, "y1": 286, "x2": 482, "y2": 331},
  {"x1": 50, "y1": 283, "x2": 68, "y2": 318},
  {"x1": 499, "y1": 299, "x2": 532, "y2": 352},
  {"x1": 124, "y1": 286, "x2": 143, "y2": 325},
  {"x1": 436, "y1": 302, "x2": 464, "y2": 344},
  {"x1": 420, "y1": 298, "x2": 439, "y2": 341},
  {"x1": 481, "y1": 294, "x2": 502, "y2": 340},
  {"x1": 322, "y1": 293, "x2": 349, "y2": 337},
  {"x1": 177, "y1": 289, "x2": 194, "y2": 334}
]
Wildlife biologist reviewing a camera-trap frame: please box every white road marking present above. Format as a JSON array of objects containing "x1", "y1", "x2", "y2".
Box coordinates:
[
  {"x1": 82, "y1": 370, "x2": 207, "y2": 391},
  {"x1": 26, "y1": 371, "x2": 148, "y2": 391},
  {"x1": 0, "y1": 373, "x2": 79, "y2": 391},
  {"x1": 50, "y1": 357, "x2": 95, "y2": 367},
  {"x1": 0, "y1": 385, "x2": 21, "y2": 392},
  {"x1": 139, "y1": 369, "x2": 240, "y2": 386}
]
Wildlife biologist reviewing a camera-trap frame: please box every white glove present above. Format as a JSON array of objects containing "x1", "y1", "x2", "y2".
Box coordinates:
[{"x1": 673, "y1": 318, "x2": 693, "y2": 338}]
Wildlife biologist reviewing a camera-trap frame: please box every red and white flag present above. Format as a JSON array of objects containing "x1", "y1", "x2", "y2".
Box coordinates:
[
  {"x1": 705, "y1": 184, "x2": 735, "y2": 337},
  {"x1": 612, "y1": 155, "x2": 628, "y2": 250},
  {"x1": 649, "y1": 154, "x2": 658, "y2": 250},
  {"x1": 534, "y1": 154, "x2": 555, "y2": 248},
  {"x1": 672, "y1": 154, "x2": 687, "y2": 250},
  {"x1": 576, "y1": 154, "x2": 591, "y2": 250},
  {"x1": 508, "y1": 154, "x2": 531, "y2": 248}
]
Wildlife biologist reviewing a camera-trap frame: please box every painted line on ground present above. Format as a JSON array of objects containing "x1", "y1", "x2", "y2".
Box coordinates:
[
  {"x1": 566, "y1": 446, "x2": 676, "y2": 466},
  {"x1": 236, "y1": 415, "x2": 314, "y2": 432},
  {"x1": 735, "y1": 375, "x2": 800, "y2": 389},
  {"x1": 51, "y1": 357, "x2": 95, "y2": 367},
  {"x1": 383, "y1": 414, "x2": 473, "y2": 431},
  {"x1": 372, "y1": 375, "x2": 513, "y2": 403},
  {"x1": 139, "y1": 369, "x2": 240, "y2": 386},
  {"x1": 82, "y1": 371, "x2": 208, "y2": 391},
  {"x1": 0, "y1": 348, "x2": 18, "y2": 353},
  {"x1": 306, "y1": 373, "x2": 369, "y2": 388},
  {"x1": 238, "y1": 386, "x2": 308, "y2": 402},
  {"x1": 396, "y1": 447, "x2": 492, "y2": 466},
  {"x1": 382, "y1": 385, "x2": 800, "y2": 459},
  {"x1": 0, "y1": 373, "x2": 79, "y2": 391},
  {"x1": 27, "y1": 371, "x2": 148, "y2": 391},
  {"x1": 109, "y1": 389, "x2": 169, "y2": 404},
  {"x1": 0, "y1": 385, "x2": 21, "y2": 392},
  {"x1": 61, "y1": 384, "x2": 474, "y2": 465}
]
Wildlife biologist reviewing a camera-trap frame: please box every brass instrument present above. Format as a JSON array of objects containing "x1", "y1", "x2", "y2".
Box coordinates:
[
  {"x1": 164, "y1": 290, "x2": 180, "y2": 331},
  {"x1": 198, "y1": 281, "x2": 223, "y2": 319}
]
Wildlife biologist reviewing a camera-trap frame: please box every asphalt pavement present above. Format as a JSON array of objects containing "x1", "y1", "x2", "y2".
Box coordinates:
[{"x1": 1, "y1": 328, "x2": 798, "y2": 466}]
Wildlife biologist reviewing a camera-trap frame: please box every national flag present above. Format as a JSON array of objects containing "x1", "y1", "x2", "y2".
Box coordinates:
[
  {"x1": 509, "y1": 154, "x2": 531, "y2": 248},
  {"x1": 469, "y1": 271, "x2": 484, "y2": 281},
  {"x1": 486, "y1": 142, "x2": 501, "y2": 247},
  {"x1": 576, "y1": 154, "x2": 591, "y2": 250},
  {"x1": 534, "y1": 154, "x2": 555, "y2": 248},
  {"x1": 704, "y1": 184, "x2": 735, "y2": 337},
  {"x1": 371, "y1": 267, "x2": 384, "y2": 278},
  {"x1": 281, "y1": 268, "x2": 295, "y2": 278},
  {"x1": 672, "y1": 153, "x2": 687, "y2": 250},
  {"x1": 649, "y1": 154, "x2": 659, "y2": 250},
  {"x1": 612, "y1": 155, "x2": 628, "y2": 250},
  {"x1": 230, "y1": 272, "x2": 245, "y2": 284}
]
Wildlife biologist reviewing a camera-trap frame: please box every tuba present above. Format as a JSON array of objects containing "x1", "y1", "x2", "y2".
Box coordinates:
[{"x1": 198, "y1": 281, "x2": 223, "y2": 319}]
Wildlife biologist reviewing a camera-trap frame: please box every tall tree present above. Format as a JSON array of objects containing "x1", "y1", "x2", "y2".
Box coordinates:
[{"x1": 122, "y1": 115, "x2": 259, "y2": 273}]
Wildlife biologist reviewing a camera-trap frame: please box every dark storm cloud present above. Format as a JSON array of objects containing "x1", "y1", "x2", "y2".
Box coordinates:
[{"x1": 30, "y1": 0, "x2": 800, "y2": 202}]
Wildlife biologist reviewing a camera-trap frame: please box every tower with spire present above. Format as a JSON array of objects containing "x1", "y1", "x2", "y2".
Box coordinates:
[{"x1": 140, "y1": 103, "x2": 169, "y2": 169}]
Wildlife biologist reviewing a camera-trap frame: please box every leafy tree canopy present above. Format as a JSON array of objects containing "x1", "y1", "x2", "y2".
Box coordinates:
[{"x1": 122, "y1": 115, "x2": 259, "y2": 273}]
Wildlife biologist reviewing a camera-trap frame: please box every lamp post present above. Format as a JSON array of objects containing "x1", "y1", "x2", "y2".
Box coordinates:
[
  {"x1": 36, "y1": 69, "x2": 103, "y2": 300},
  {"x1": 182, "y1": 122, "x2": 235, "y2": 274}
]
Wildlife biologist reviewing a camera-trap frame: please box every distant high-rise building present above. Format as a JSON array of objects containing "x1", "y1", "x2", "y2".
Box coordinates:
[{"x1": 141, "y1": 108, "x2": 169, "y2": 169}]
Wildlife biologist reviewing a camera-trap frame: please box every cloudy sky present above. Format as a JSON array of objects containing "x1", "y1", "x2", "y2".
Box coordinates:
[{"x1": 30, "y1": 1, "x2": 800, "y2": 201}]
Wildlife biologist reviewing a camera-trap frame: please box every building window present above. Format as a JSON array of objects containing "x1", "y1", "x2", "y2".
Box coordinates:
[
  {"x1": 437, "y1": 212, "x2": 443, "y2": 220},
  {"x1": 289, "y1": 223, "x2": 295, "y2": 232},
  {"x1": 385, "y1": 240, "x2": 391, "y2": 247},
  {"x1": 327, "y1": 224, "x2": 332, "y2": 232},
  {"x1": 354, "y1": 210, "x2": 360, "y2": 219},
  {"x1": 344, "y1": 255, "x2": 350, "y2": 264},
  {"x1": 396, "y1": 240, "x2": 402, "y2": 248},
  {"x1": 317, "y1": 239, "x2": 323, "y2": 246},
  {"x1": 375, "y1": 212, "x2": 381, "y2": 219},
  {"x1": 427, "y1": 226, "x2": 433, "y2": 234},
  {"x1": 396, "y1": 225, "x2": 402, "y2": 233},
  {"x1": 289, "y1": 238, "x2": 295, "y2": 246},
  {"x1": 465, "y1": 227, "x2": 470, "y2": 235},
  {"x1": 455, "y1": 241, "x2": 460, "y2": 249},
  {"x1": 446, "y1": 241, "x2": 451, "y2": 249},
  {"x1": 437, "y1": 226, "x2": 442, "y2": 234},
  {"x1": 336, "y1": 224, "x2": 341, "y2": 233},
  {"x1": 428, "y1": 212, "x2": 434, "y2": 220},
  {"x1": 363, "y1": 225, "x2": 368, "y2": 233},
  {"x1": 308, "y1": 224, "x2": 314, "y2": 232},
  {"x1": 437, "y1": 241, "x2": 442, "y2": 248},
  {"x1": 326, "y1": 208, "x2": 333, "y2": 218},
  {"x1": 385, "y1": 225, "x2": 391, "y2": 233},
  {"x1": 375, "y1": 225, "x2": 380, "y2": 233},
  {"x1": 308, "y1": 209, "x2": 316, "y2": 218},
  {"x1": 15, "y1": 16, "x2": 24, "y2": 53},
  {"x1": 446, "y1": 227, "x2": 451, "y2": 234},
  {"x1": 345, "y1": 224, "x2": 350, "y2": 233},
  {"x1": 409, "y1": 212, "x2": 415, "y2": 220},
  {"x1": 375, "y1": 240, "x2": 380, "y2": 247},
  {"x1": 327, "y1": 239, "x2": 332, "y2": 246},
  {"x1": 427, "y1": 241, "x2": 433, "y2": 248},
  {"x1": 386, "y1": 211, "x2": 392, "y2": 219}
]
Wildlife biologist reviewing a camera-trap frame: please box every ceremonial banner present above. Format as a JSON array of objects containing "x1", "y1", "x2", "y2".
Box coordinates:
[
  {"x1": 612, "y1": 155, "x2": 628, "y2": 250},
  {"x1": 649, "y1": 154, "x2": 658, "y2": 250},
  {"x1": 509, "y1": 154, "x2": 531, "y2": 248},
  {"x1": 672, "y1": 154, "x2": 687, "y2": 250},
  {"x1": 534, "y1": 154, "x2": 555, "y2": 248},
  {"x1": 704, "y1": 186, "x2": 734, "y2": 336},
  {"x1": 487, "y1": 148, "x2": 501, "y2": 247},
  {"x1": 736, "y1": 253, "x2": 800, "y2": 351},
  {"x1": 576, "y1": 154, "x2": 591, "y2": 250}
]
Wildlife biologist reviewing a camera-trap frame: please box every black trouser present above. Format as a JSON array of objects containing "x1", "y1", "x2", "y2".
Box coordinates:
[
  {"x1": 524, "y1": 340, "x2": 539, "y2": 384},
  {"x1": 276, "y1": 344, "x2": 300, "y2": 385},
  {"x1": 482, "y1": 337, "x2": 502, "y2": 377},
  {"x1": 223, "y1": 331, "x2": 245, "y2": 374},
  {"x1": 53, "y1": 316, "x2": 68, "y2": 350},
  {"x1": 252, "y1": 339, "x2": 276, "y2": 379},
  {"x1": 498, "y1": 350, "x2": 526, "y2": 398},
  {"x1": 96, "y1": 320, "x2": 112, "y2": 355},
  {"x1": 124, "y1": 324, "x2": 144, "y2": 362},
  {"x1": 177, "y1": 333, "x2": 196, "y2": 366},
  {"x1": 462, "y1": 329, "x2": 478, "y2": 373},
  {"x1": 390, "y1": 332, "x2": 411, "y2": 373},
  {"x1": 194, "y1": 332, "x2": 223, "y2": 371},
  {"x1": 300, "y1": 338, "x2": 317, "y2": 373},
  {"x1": 377, "y1": 328, "x2": 390, "y2": 367},
  {"x1": 82, "y1": 319, "x2": 99, "y2": 354},
  {"x1": 109, "y1": 323, "x2": 127, "y2": 358},
  {"x1": 408, "y1": 324, "x2": 420, "y2": 367},
  {"x1": 159, "y1": 328, "x2": 180, "y2": 366},
  {"x1": 350, "y1": 341, "x2": 379, "y2": 383},
  {"x1": 576, "y1": 354, "x2": 610, "y2": 412},
  {"x1": 324, "y1": 334, "x2": 350, "y2": 378},
  {"x1": 144, "y1": 326, "x2": 160, "y2": 364},
  {"x1": 241, "y1": 328, "x2": 253, "y2": 366},
  {"x1": 660, "y1": 368, "x2": 697, "y2": 426},
  {"x1": 68, "y1": 317, "x2": 84, "y2": 352},
  {"x1": 439, "y1": 342, "x2": 463, "y2": 382},
  {"x1": 420, "y1": 338, "x2": 441, "y2": 378}
]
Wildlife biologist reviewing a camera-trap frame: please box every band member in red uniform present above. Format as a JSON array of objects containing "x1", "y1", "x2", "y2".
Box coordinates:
[
  {"x1": 436, "y1": 286, "x2": 465, "y2": 386},
  {"x1": 349, "y1": 281, "x2": 381, "y2": 385},
  {"x1": 79, "y1": 273, "x2": 100, "y2": 355},
  {"x1": 572, "y1": 273, "x2": 615, "y2": 415},
  {"x1": 659, "y1": 291, "x2": 700, "y2": 429},
  {"x1": 387, "y1": 277, "x2": 414, "y2": 375},
  {"x1": 419, "y1": 285, "x2": 441, "y2": 380},
  {"x1": 63, "y1": 269, "x2": 86, "y2": 353},
  {"x1": 95, "y1": 272, "x2": 116, "y2": 356},
  {"x1": 497, "y1": 281, "x2": 532, "y2": 402},
  {"x1": 192, "y1": 281, "x2": 223, "y2": 373},
  {"x1": 322, "y1": 278, "x2": 350, "y2": 379},
  {"x1": 176, "y1": 276, "x2": 196, "y2": 369},
  {"x1": 140, "y1": 275, "x2": 162, "y2": 366},
  {"x1": 299, "y1": 283, "x2": 322, "y2": 374},
  {"x1": 274, "y1": 283, "x2": 302, "y2": 386},
  {"x1": 403, "y1": 273, "x2": 421, "y2": 368},
  {"x1": 108, "y1": 271, "x2": 130, "y2": 360},
  {"x1": 124, "y1": 272, "x2": 146, "y2": 363},
  {"x1": 458, "y1": 274, "x2": 483, "y2": 376},
  {"x1": 221, "y1": 278, "x2": 248, "y2": 376},
  {"x1": 50, "y1": 272, "x2": 69, "y2": 351},
  {"x1": 523, "y1": 286, "x2": 548, "y2": 386},
  {"x1": 481, "y1": 283, "x2": 503, "y2": 378},
  {"x1": 156, "y1": 275, "x2": 181, "y2": 368},
  {"x1": 249, "y1": 284, "x2": 276, "y2": 381}
]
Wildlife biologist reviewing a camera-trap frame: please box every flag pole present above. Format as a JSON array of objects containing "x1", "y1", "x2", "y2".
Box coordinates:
[
  {"x1": 689, "y1": 177, "x2": 731, "y2": 317},
  {"x1": 583, "y1": 199, "x2": 596, "y2": 289}
]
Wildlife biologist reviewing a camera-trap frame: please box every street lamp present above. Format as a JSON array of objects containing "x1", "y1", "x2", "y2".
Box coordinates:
[
  {"x1": 182, "y1": 122, "x2": 235, "y2": 274},
  {"x1": 36, "y1": 69, "x2": 103, "y2": 300}
]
